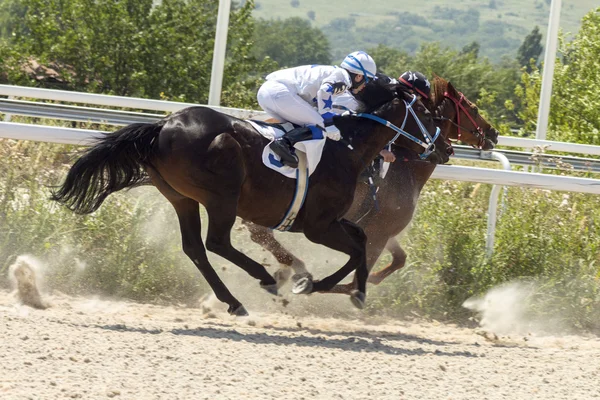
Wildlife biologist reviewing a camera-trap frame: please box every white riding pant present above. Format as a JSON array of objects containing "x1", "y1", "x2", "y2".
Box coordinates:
[{"x1": 257, "y1": 80, "x2": 323, "y2": 127}]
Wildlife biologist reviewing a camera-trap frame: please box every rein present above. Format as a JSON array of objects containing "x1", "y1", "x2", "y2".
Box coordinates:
[
  {"x1": 355, "y1": 95, "x2": 441, "y2": 160},
  {"x1": 441, "y1": 91, "x2": 486, "y2": 148}
]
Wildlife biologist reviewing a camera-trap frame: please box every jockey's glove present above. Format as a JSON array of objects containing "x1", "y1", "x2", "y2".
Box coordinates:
[{"x1": 324, "y1": 125, "x2": 342, "y2": 141}]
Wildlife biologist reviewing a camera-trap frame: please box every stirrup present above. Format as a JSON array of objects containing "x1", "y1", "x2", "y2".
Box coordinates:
[{"x1": 270, "y1": 140, "x2": 299, "y2": 168}]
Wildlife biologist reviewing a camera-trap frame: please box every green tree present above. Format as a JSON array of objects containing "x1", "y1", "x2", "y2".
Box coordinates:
[
  {"x1": 0, "y1": 0, "x2": 27, "y2": 38},
  {"x1": 517, "y1": 26, "x2": 543, "y2": 71},
  {"x1": 372, "y1": 43, "x2": 521, "y2": 126},
  {"x1": 460, "y1": 41, "x2": 480, "y2": 58},
  {"x1": 366, "y1": 44, "x2": 410, "y2": 76},
  {"x1": 0, "y1": 0, "x2": 274, "y2": 108},
  {"x1": 252, "y1": 17, "x2": 331, "y2": 67},
  {"x1": 516, "y1": 8, "x2": 600, "y2": 143}
]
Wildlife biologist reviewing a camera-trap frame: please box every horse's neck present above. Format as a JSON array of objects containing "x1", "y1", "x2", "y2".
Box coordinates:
[
  {"x1": 347, "y1": 120, "x2": 408, "y2": 173},
  {"x1": 389, "y1": 146, "x2": 437, "y2": 189},
  {"x1": 436, "y1": 96, "x2": 457, "y2": 142}
]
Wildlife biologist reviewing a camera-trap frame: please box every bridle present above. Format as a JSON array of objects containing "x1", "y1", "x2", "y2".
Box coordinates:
[
  {"x1": 355, "y1": 94, "x2": 441, "y2": 160},
  {"x1": 435, "y1": 91, "x2": 488, "y2": 148}
]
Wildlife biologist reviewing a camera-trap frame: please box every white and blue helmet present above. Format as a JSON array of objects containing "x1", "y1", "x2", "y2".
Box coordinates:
[{"x1": 340, "y1": 51, "x2": 377, "y2": 82}]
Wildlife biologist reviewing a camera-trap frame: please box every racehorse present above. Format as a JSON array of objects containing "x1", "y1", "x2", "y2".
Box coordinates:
[
  {"x1": 243, "y1": 76, "x2": 499, "y2": 297},
  {"x1": 50, "y1": 78, "x2": 451, "y2": 315}
]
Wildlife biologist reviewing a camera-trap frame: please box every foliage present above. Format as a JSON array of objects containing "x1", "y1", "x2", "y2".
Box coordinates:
[
  {"x1": 517, "y1": 26, "x2": 544, "y2": 71},
  {"x1": 516, "y1": 8, "x2": 600, "y2": 142},
  {"x1": 254, "y1": 0, "x2": 593, "y2": 63},
  {"x1": 0, "y1": 0, "x2": 27, "y2": 38},
  {"x1": 368, "y1": 43, "x2": 522, "y2": 127},
  {"x1": 0, "y1": 134, "x2": 208, "y2": 303},
  {"x1": 1, "y1": 134, "x2": 598, "y2": 332},
  {"x1": 321, "y1": 8, "x2": 524, "y2": 62},
  {"x1": 0, "y1": 0, "x2": 274, "y2": 108},
  {"x1": 252, "y1": 17, "x2": 331, "y2": 67},
  {"x1": 366, "y1": 178, "x2": 600, "y2": 331}
]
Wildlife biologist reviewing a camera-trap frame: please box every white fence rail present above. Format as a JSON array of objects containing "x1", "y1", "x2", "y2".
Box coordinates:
[
  {"x1": 3, "y1": 121, "x2": 600, "y2": 196},
  {"x1": 3, "y1": 85, "x2": 600, "y2": 256},
  {"x1": 0, "y1": 84, "x2": 266, "y2": 120},
  {"x1": 3, "y1": 84, "x2": 600, "y2": 156}
]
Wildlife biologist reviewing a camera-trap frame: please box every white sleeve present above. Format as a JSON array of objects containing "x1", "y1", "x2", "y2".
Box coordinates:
[
  {"x1": 316, "y1": 72, "x2": 350, "y2": 116},
  {"x1": 332, "y1": 93, "x2": 360, "y2": 113}
]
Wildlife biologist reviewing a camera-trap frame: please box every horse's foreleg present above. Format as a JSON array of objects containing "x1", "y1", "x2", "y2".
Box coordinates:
[
  {"x1": 368, "y1": 238, "x2": 407, "y2": 285},
  {"x1": 242, "y1": 221, "x2": 308, "y2": 286},
  {"x1": 301, "y1": 219, "x2": 368, "y2": 309},
  {"x1": 325, "y1": 221, "x2": 390, "y2": 295},
  {"x1": 205, "y1": 202, "x2": 278, "y2": 295}
]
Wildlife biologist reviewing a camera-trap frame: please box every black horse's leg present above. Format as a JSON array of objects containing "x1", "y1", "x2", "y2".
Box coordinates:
[
  {"x1": 325, "y1": 222, "x2": 390, "y2": 295},
  {"x1": 243, "y1": 221, "x2": 309, "y2": 286},
  {"x1": 205, "y1": 203, "x2": 278, "y2": 294},
  {"x1": 147, "y1": 166, "x2": 247, "y2": 316},
  {"x1": 301, "y1": 219, "x2": 368, "y2": 308},
  {"x1": 368, "y1": 238, "x2": 407, "y2": 284},
  {"x1": 172, "y1": 198, "x2": 248, "y2": 316}
]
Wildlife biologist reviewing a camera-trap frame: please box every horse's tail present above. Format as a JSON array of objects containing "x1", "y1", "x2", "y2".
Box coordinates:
[{"x1": 51, "y1": 122, "x2": 165, "y2": 214}]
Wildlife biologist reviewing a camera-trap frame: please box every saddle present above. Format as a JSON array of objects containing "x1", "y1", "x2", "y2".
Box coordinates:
[{"x1": 248, "y1": 118, "x2": 299, "y2": 135}]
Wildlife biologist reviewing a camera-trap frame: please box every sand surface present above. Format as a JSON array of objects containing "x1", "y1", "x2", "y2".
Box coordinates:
[{"x1": 2, "y1": 287, "x2": 600, "y2": 400}]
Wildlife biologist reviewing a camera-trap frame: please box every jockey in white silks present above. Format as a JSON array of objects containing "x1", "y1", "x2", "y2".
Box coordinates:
[{"x1": 257, "y1": 51, "x2": 377, "y2": 168}]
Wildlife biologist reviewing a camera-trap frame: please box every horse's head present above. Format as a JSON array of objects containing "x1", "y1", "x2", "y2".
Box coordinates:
[
  {"x1": 352, "y1": 76, "x2": 451, "y2": 165},
  {"x1": 431, "y1": 77, "x2": 499, "y2": 151}
]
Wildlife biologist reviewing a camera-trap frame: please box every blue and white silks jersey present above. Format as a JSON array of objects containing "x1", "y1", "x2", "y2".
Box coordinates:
[{"x1": 265, "y1": 65, "x2": 353, "y2": 119}]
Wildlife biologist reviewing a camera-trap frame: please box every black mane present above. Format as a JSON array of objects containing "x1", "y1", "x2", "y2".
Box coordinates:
[
  {"x1": 355, "y1": 73, "x2": 414, "y2": 113},
  {"x1": 354, "y1": 75, "x2": 394, "y2": 112}
]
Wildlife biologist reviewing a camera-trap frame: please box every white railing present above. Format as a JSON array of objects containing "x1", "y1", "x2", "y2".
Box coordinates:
[
  {"x1": 3, "y1": 84, "x2": 600, "y2": 156},
  {"x1": 0, "y1": 84, "x2": 267, "y2": 120},
  {"x1": 3, "y1": 85, "x2": 600, "y2": 256},
  {"x1": 3, "y1": 121, "x2": 600, "y2": 193}
]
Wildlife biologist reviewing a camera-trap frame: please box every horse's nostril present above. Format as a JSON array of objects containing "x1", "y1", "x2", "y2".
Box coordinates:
[{"x1": 446, "y1": 147, "x2": 454, "y2": 156}]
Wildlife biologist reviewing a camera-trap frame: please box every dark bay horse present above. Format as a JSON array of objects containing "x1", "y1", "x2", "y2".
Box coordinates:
[
  {"x1": 244, "y1": 77, "x2": 499, "y2": 297},
  {"x1": 50, "y1": 78, "x2": 451, "y2": 316}
]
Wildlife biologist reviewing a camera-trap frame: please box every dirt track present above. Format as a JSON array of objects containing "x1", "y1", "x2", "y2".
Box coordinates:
[{"x1": 2, "y1": 289, "x2": 600, "y2": 400}]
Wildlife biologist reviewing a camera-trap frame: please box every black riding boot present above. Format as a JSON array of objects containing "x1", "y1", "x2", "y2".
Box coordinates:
[{"x1": 269, "y1": 126, "x2": 315, "y2": 168}]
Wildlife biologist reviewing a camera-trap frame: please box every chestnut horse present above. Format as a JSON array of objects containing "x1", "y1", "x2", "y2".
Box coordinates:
[
  {"x1": 243, "y1": 76, "x2": 499, "y2": 298},
  {"x1": 51, "y1": 78, "x2": 450, "y2": 315}
]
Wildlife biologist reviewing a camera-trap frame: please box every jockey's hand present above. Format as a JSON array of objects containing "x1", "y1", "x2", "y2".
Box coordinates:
[
  {"x1": 324, "y1": 125, "x2": 342, "y2": 141},
  {"x1": 380, "y1": 149, "x2": 396, "y2": 163}
]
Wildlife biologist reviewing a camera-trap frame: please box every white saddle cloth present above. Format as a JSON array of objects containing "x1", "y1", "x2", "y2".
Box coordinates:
[{"x1": 247, "y1": 120, "x2": 327, "y2": 179}]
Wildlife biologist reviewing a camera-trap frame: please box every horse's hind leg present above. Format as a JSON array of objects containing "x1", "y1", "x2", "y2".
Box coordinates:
[
  {"x1": 368, "y1": 238, "x2": 407, "y2": 285},
  {"x1": 172, "y1": 198, "x2": 248, "y2": 316},
  {"x1": 148, "y1": 168, "x2": 247, "y2": 316},
  {"x1": 242, "y1": 221, "x2": 308, "y2": 286},
  {"x1": 205, "y1": 202, "x2": 278, "y2": 294}
]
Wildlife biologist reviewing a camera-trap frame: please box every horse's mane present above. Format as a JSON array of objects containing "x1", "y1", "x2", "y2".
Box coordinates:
[
  {"x1": 354, "y1": 74, "x2": 398, "y2": 113},
  {"x1": 429, "y1": 76, "x2": 459, "y2": 117},
  {"x1": 335, "y1": 73, "x2": 416, "y2": 142}
]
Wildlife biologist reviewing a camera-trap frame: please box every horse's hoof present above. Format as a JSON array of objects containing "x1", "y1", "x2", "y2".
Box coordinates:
[
  {"x1": 274, "y1": 268, "x2": 292, "y2": 287},
  {"x1": 260, "y1": 282, "x2": 279, "y2": 296},
  {"x1": 292, "y1": 276, "x2": 313, "y2": 294},
  {"x1": 291, "y1": 272, "x2": 313, "y2": 284},
  {"x1": 228, "y1": 304, "x2": 249, "y2": 316},
  {"x1": 350, "y1": 290, "x2": 366, "y2": 309}
]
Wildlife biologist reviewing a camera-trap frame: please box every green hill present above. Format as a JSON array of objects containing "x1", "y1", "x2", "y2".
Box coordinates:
[{"x1": 252, "y1": 0, "x2": 598, "y2": 62}]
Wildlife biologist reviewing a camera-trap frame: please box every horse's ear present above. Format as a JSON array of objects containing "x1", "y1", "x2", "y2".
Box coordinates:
[{"x1": 446, "y1": 81, "x2": 458, "y2": 97}]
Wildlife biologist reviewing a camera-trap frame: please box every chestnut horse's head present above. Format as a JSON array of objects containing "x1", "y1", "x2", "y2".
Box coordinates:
[{"x1": 430, "y1": 77, "x2": 499, "y2": 151}]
